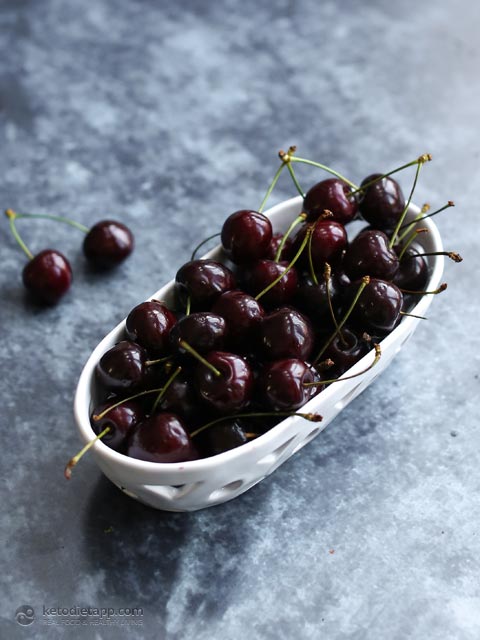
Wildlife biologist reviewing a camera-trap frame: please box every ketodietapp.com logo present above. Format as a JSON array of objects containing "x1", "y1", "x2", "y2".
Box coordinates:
[
  {"x1": 15, "y1": 604, "x2": 143, "y2": 627},
  {"x1": 15, "y1": 605, "x2": 35, "y2": 626}
]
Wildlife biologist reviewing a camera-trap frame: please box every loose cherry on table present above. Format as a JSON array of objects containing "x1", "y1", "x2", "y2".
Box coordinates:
[
  {"x1": 22, "y1": 249, "x2": 73, "y2": 305},
  {"x1": 83, "y1": 220, "x2": 134, "y2": 269}
]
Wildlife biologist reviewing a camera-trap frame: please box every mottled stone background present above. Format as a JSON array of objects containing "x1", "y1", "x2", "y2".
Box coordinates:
[{"x1": 1, "y1": 0, "x2": 479, "y2": 638}]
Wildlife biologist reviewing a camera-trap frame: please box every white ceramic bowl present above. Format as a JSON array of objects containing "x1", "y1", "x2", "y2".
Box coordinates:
[{"x1": 74, "y1": 196, "x2": 444, "y2": 511}]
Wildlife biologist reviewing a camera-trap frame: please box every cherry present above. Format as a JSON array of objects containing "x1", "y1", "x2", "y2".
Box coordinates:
[
  {"x1": 243, "y1": 259, "x2": 298, "y2": 308},
  {"x1": 221, "y1": 210, "x2": 272, "y2": 264},
  {"x1": 175, "y1": 259, "x2": 236, "y2": 311},
  {"x1": 22, "y1": 249, "x2": 72, "y2": 305},
  {"x1": 295, "y1": 272, "x2": 342, "y2": 325},
  {"x1": 199, "y1": 419, "x2": 250, "y2": 456},
  {"x1": 343, "y1": 229, "x2": 399, "y2": 281},
  {"x1": 91, "y1": 400, "x2": 145, "y2": 451},
  {"x1": 169, "y1": 312, "x2": 226, "y2": 355},
  {"x1": 127, "y1": 412, "x2": 198, "y2": 463},
  {"x1": 194, "y1": 351, "x2": 253, "y2": 413},
  {"x1": 96, "y1": 340, "x2": 148, "y2": 392},
  {"x1": 258, "y1": 307, "x2": 314, "y2": 361},
  {"x1": 358, "y1": 174, "x2": 405, "y2": 230},
  {"x1": 346, "y1": 278, "x2": 403, "y2": 334},
  {"x1": 211, "y1": 290, "x2": 264, "y2": 350},
  {"x1": 323, "y1": 329, "x2": 370, "y2": 376},
  {"x1": 303, "y1": 178, "x2": 358, "y2": 224},
  {"x1": 125, "y1": 301, "x2": 177, "y2": 355},
  {"x1": 258, "y1": 359, "x2": 320, "y2": 411},
  {"x1": 266, "y1": 232, "x2": 293, "y2": 262},
  {"x1": 83, "y1": 220, "x2": 134, "y2": 269},
  {"x1": 293, "y1": 219, "x2": 347, "y2": 272},
  {"x1": 158, "y1": 369, "x2": 204, "y2": 424},
  {"x1": 393, "y1": 248, "x2": 429, "y2": 291}
]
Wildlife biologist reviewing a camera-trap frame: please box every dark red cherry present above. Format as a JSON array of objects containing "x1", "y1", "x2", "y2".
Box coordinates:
[
  {"x1": 211, "y1": 290, "x2": 264, "y2": 350},
  {"x1": 343, "y1": 229, "x2": 399, "y2": 281},
  {"x1": 259, "y1": 307, "x2": 314, "y2": 361},
  {"x1": 346, "y1": 278, "x2": 403, "y2": 334},
  {"x1": 127, "y1": 412, "x2": 197, "y2": 463},
  {"x1": 194, "y1": 352, "x2": 253, "y2": 413},
  {"x1": 201, "y1": 419, "x2": 250, "y2": 456},
  {"x1": 96, "y1": 340, "x2": 148, "y2": 392},
  {"x1": 83, "y1": 220, "x2": 134, "y2": 269},
  {"x1": 158, "y1": 369, "x2": 204, "y2": 424},
  {"x1": 359, "y1": 174, "x2": 405, "y2": 230},
  {"x1": 393, "y1": 248, "x2": 429, "y2": 291},
  {"x1": 125, "y1": 301, "x2": 177, "y2": 355},
  {"x1": 259, "y1": 359, "x2": 320, "y2": 411},
  {"x1": 91, "y1": 401, "x2": 145, "y2": 451},
  {"x1": 169, "y1": 312, "x2": 226, "y2": 355},
  {"x1": 243, "y1": 259, "x2": 298, "y2": 308},
  {"x1": 295, "y1": 272, "x2": 342, "y2": 325},
  {"x1": 266, "y1": 233, "x2": 293, "y2": 262},
  {"x1": 303, "y1": 178, "x2": 358, "y2": 224},
  {"x1": 175, "y1": 260, "x2": 236, "y2": 311},
  {"x1": 323, "y1": 329, "x2": 370, "y2": 376},
  {"x1": 22, "y1": 249, "x2": 72, "y2": 305},
  {"x1": 221, "y1": 210, "x2": 272, "y2": 264},
  {"x1": 293, "y1": 220, "x2": 347, "y2": 271}
]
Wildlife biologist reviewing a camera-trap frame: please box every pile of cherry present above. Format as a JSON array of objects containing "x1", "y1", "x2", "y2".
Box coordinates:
[{"x1": 65, "y1": 149, "x2": 462, "y2": 478}]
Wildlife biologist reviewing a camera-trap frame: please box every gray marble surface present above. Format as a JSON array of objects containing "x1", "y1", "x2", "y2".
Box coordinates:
[{"x1": 1, "y1": 0, "x2": 479, "y2": 638}]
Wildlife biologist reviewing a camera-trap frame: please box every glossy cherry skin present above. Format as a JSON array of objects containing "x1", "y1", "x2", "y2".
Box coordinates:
[
  {"x1": 200, "y1": 419, "x2": 250, "y2": 456},
  {"x1": 83, "y1": 220, "x2": 134, "y2": 269},
  {"x1": 243, "y1": 259, "x2": 298, "y2": 308},
  {"x1": 91, "y1": 400, "x2": 145, "y2": 451},
  {"x1": 169, "y1": 312, "x2": 226, "y2": 355},
  {"x1": 323, "y1": 328, "x2": 370, "y2": 376},
  {"x1": 346, "y1": 278, "x2": 403, "y2": 334},
  {"x1": 266, "y1": 233, "x2": 293, "y2": 262},
  {"x1": 22, "y1": 249, "x2": 72, "y2": 305},
  {"x1": 393, "y1": 248, "x2": 429, "y2": 291},
  {"x1": 159, "y1": 369, "x2": 203, "y2": 424},
  {"x1": 295, "y1": 272, "x2": 342, "y2": 325},
  {"x1": 293, "y1": 220, "x2": 347, "y2": 271},
  {"x1": 258, "y1": 358, "x2": 320, "y2": 411},
  {"x1": 194, "y1": 352, "x2": 253, "y2": 413},
  {"x1": 221, "y1": 210, "x2": 272, "y2": 264},
  {"x1": 125, "y1": 301, "x2": 177, "y2": 355},
  {"x1": 211, "y1": 290, "x2": 264, "y2": 351},
  {"x1": 259, "y1": 307, "x2": 314, "y2": 361},
  {"x1": 359, "y1": 174, "x2": 405, "y2": 230},
  {"x1": 127, "y1": 412, "x2": 197, "y2": 463},
  {"x1": 343, "y1": 229, "x2": 399, "y2": 281},
  {"x1": 175, "y1": 260, "x2": 236, "y2": 311},
  {"x1": 96, "y1": 340, "x2": 148, "y2": 392},
  {"x1": 303, "y1": 178, "x2": 358, "y2": 224}
]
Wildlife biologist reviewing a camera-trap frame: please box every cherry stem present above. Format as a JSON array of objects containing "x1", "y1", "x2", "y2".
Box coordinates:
[
  {"x1": 400, "y1": 282, "x2": 447, "y2": 295},
  {"x1": 289, "y1": 157, "x2": 358, "y2": 189},
  {"x1": 285, "y1": 161, "x2": 305, "y2": 197},
  {"x1": 307, "y1": 223, "x2": 318, "y2": 285},
  {"x1": 145, "y1": 355, "x2": 172, "y2": 366},
  {"x1": 5, "y1": 209, "x2": 33, "y2": 260},
  {"x1": 9, "y1": 210, "x2": 90, "y2": 233},
  {"x1": 408, "y1": 251, "x2": 463, "y2": 263},
  {"x1": 400, "y1": 311, "x2": 428, "y2": 320},
  {"x1": 324, "y1": 262, "x2": 346, "y2": 346},
  {"x1": 314, "y1": 276, "x2": 370, "y2": 364},
  {"x1": 305, "y1": 344, "x2": 381, "y2": 387},
  {"x1": 64, "y1": 426, "x2": 111, "y2": 479},
  {"x1": 398, "y1": 201, "x2": 454, "y2": 237},
  {"x1": 245, "y1": 432, "x2": 260, "y2": 440},
  {"x1": 255, "y1": 224, "x2": 313, "y2": 302},
  {"x1": 92, "y1": 387, "x2": 165, "y2": 421},
  {"x1": 275, "y1": 212, "x2": 307, "y2": 263},
  {"x1": 397, "y1": 228, "x2": 429, "y2": 261},
  {"x1": 185, "y1": 296, "x2": 192, "y2": 316},
  {"x1": 151, "y1": 365, "x2": 182, "y2": 414},
  {"x1": 191, "y1": 232, "x2": 221, "y2": 261},
  {"x1": 389, "y1": 154, "x2": 431, "y2": 249},
  {"x1": 190, "y1": 410, "x2": 323, "y2": 439},
  {"x1": 349, "y1": 155, "x2": 428, "y2": 196},
  {"x1": 179, "y1": 340, "x2": 221, "y2": 377},
  {"x1": 258, "y1": 162, "x2": 286, "y2": 213}
]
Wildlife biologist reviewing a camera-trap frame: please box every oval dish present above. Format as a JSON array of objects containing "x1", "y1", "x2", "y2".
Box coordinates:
[{"x1": 74, "y1": 196, "x2": 444, "y2": 511}]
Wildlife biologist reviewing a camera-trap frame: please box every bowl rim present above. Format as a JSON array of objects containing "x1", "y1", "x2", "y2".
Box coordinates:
[{"x1": 73, "y1": 195, "x2": 444, "y2": 474}]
